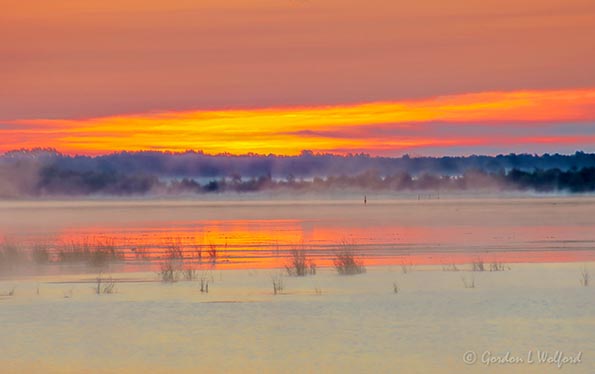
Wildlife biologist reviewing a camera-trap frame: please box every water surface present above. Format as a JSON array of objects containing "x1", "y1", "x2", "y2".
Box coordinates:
[{"x1": 1, "y1": 196, "x2": 594, "y2": 270}]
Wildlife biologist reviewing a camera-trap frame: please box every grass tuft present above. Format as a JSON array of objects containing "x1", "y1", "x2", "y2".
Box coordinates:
[
  {"x1": 333, "y1": 242, "x2": 366, "y2": 275},
  {"x1": 471, "y1": 258, "x2": 485, "y2": 272},
  {"x1": 442, "y1": 263, "x2": 459, "y2": 272},
  {"x1": 461, "y1": 274, "x2": 475, "y2": 289},
  {"x1": 58, "y1": 237, "x2": 123, "y2": 267},
  {"x1": 580, "y1": 266, "x2": 590, "y2": 287},
  {"x1": 95, "y1": 273, "x2": 116, "y2": 294},
  {"x1": 272, "y1": 273, "x2": 284, "y2": 295},
  {"x1": 285, "y1": 248, "x2": 316, "y2": 276}
]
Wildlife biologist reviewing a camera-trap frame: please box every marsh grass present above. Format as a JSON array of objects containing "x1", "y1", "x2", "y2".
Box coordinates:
[
  {"x1": 31, "y1": 243, "x2": 52, "y2": 264},
  {"x1": 159, "y1": 238, "x2": 215, "y2": 283},
  {"x1": 182, "y1": 268, "x2": 199, "y2": 281},
  {"x1": 159, "y1": 238, "x2": 185, "y2": 282},
  {"x1": 471, "y1": 258, "x2": 485, "y2": 272},
  {"x1": 400, "y1": 262, "x2": 414, "y2": 274},
  {"x1": 1, "y1": 238, "x2": 126, "y2": 271},
  {"x1": 58, "y1": 238, "x2": 123, "y2": 267},
  {"x1": 272, "y1": 273, "x2": 284, "y2": 295},
  {"x1": 207, "y1": 243, "x2": 218, "y2": 263},
  {"x1": 580, "y1": 266, "x2": 590, "y2": 287},
  {"x1": 192, "y1": 244, "x2": 203, "y2": 264},
  {"x1": 469, "y1": 257, "x2": 509, "y2": 272},
  {"x1": 442, "y1": 263, "x2": 460, "y2": 272},
  {"x1": 489, "y1": 262, "x2": 510, "y2": 272},
  {"x1": 461, "y1": 274, "x2": 475, "y2": 289},
  {"x1": 159, "y1": 261, "x2": 179, "y2": 282},
  {"x1": 95, "y1": 273, "x2": 116, "y2": 294},
  {"x1": 131, "y1": 244, "x2": 151, "y2": 261},
  {"x1": 164, "y1": 238, "x2": 184, "y2": 259},
  {"x1": 57, "y1": 240, "x2": 91, "y2": 262},
  {"x1": 285, "y1": 248, "x2": 316, "y2": 276},
  {"x1": 199, "y1": 271, "x2": 212, "y2": 293},
  {"x1": 0, "y1": 241, "x2": 27, "y2": 271},
  {"x1": 333, "y1": 242, "x2": 366, "y2": 275}
]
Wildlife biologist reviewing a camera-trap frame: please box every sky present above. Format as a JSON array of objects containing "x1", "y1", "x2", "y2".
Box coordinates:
[{"x1": 2, "y1": 0, "x2": 595, "y2": 156}]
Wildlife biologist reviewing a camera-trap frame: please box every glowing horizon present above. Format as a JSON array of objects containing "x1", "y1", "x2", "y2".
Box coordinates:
[
  {"x1": 3, "y1": 0, "x2": 595, "y2": 156},
  {"x1": 3, "y1": 88, "x2": 595, "y2": 156}
]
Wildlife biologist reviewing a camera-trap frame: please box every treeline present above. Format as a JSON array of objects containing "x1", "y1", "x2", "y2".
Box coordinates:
[
  {"x1": 23, "y1": 167, "x2": 595, "y2": 196},
  {"x1": 2, "y1": 149, "x2": 595, "y2": 196},
  {"x1": 37, "y1": 167, "x2": 159, "y2": 195},
  {"x1": 166, "y1": 168, "x2": 595, "y2": 194},
  {"x1": 507, "y1": 168, "x2": 595, "y2": 192},
  {"x1": 3, "y1": 148, "x2": 595, "y2": 178}
]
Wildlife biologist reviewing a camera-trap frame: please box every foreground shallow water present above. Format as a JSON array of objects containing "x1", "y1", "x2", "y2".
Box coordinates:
[{"x1": 1, "y1": 264, "x2": 593, "y2": 374}]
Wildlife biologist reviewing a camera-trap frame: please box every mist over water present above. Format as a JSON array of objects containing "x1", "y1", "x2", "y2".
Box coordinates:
[{"x1": 2, "y1": 150, "x2": 595, "y2": 197}]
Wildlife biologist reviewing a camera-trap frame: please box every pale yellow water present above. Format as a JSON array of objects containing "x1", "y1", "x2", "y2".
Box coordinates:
[{"x1": 0, "y1": 264, "x2": 593, "y2": 373}]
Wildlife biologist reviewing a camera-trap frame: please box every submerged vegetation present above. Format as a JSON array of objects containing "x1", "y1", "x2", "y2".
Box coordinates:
[
  {"x1": 471, "y1": 258, "x2": 510, "y2": 272},
  {"x1": 1, "y1": 236, "x2": 521, "y2": 280},
  {"x1": 489, "y1": 262, "x2": 510, "y2": 272},
  {"x1": 580, "y1": 266, "x2": 590, "y2": 287},
  {"x1": 285, "y1": 248, "x2": 317, "y2": 276},
  {"x1": 442, "y1": 263, "x2": 460, "y2": 272},
  {"x1": 461, "y1": 274, "x2": 476, "y2": 289},
  {"x1": 271, "y1": 273, "x2": 284, "y2": 295},
  {"x1": 158, "y1": 238, "x2": 185, "y2": 282},
  {"x1": 58, "y1": 238, "x2": 123, "y2": 267},
  {"x1": 156, "y1": 239, "x2": 219, "y2": 284},
  {"x1": 0, "y1": 237, "x2": 125, "y2": 274},
  {"x1": 400, "y1": 262, "x2": 414, "y2": 274},
  {"x1": 333, "y1": 243, "x2": 366, "y2": 275},
  {"x1": 472, "y1": 258, "x2": 485, "y2": 272},
  {"x1": 0, "y1": 241, "x2": 27, "y2": 270},
  {"x1": 95, "y1": 273, "x2": 116, "y2": 294},
  {"x1": 158, "y1": 261, "x2": 178, "y2": 283}
]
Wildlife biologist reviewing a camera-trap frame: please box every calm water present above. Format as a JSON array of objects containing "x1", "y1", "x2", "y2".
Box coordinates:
[
  {"x1": 1, "y1": 196, "x2": 595, "y2": 270},
  {"x1": 1, "y1": 197, "x2": 595, "y2": 373}
]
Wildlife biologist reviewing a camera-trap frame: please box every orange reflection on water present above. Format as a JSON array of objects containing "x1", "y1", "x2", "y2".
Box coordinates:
[{"x1": 34, "y1": 218, "x2": 595, "y2": 270}]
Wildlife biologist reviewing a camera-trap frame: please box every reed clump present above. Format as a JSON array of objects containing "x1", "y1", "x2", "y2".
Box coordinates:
[
  {"x1": 0, "y1": 241, "x2": 27, "y2": 271},
  {"x1": 95, "y1": 273, "x2": 116, "y2": 294},
  {"x1": 158, "y1": 238, "x2": 186, "y2": 282},
  {"x1": 57, "y1": 238, "x2": 123, "y2": 267},
  {"x1": 333, "y1": 243, "x2": 366, "y2": 275},
  {"x1": 471, "y1": 258, "x2": 485, "y2": 272},
  {"x1": 285, "y1": 248, "x2": 316, "y2": 276}
]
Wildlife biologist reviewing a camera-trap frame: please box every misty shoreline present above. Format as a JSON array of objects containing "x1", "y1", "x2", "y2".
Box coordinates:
[
  {"x1": 1, "y1": 191, "x2": 595, "y2": 204},
  {"x1": 3, "y1": 149, "x2": 595, "y2": 198}
]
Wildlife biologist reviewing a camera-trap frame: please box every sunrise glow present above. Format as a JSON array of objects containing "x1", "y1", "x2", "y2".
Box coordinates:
[{"x1": 4, "y1": 88, "x2": 595, "y2": 156}]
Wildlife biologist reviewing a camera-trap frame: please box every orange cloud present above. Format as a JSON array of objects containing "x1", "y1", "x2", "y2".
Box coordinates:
[{"x1": 4, "y1": 88, "x2": 595, "y2": 155}]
